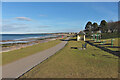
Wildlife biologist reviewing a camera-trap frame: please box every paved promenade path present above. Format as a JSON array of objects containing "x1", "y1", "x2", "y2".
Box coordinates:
[{"x1": 2, "y1": 37, "x2": 70, "y2": 78}]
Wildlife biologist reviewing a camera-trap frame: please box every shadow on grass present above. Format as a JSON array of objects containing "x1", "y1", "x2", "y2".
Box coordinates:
[
  {"x1": 92, "y1": 54, "x2": 96, "y2": 56},
  {"x1": 94, "y1": 42, "x2": 101, "y2": 43},
  {"x1": 106, "y1": 46, "x2": 120, "y2": 48},
  {"x1": 100, "y1": 43, "x2": 112, "y2": 45},
  {"x1": 61, "y1": 39, "x2": 77, "y2": 41},
  {"x1": 71, "y1": 47, "x2": 78, "y2": 49},
  {"x1": 60, "y1": 39, "x2": 70, "y2": 41},
  {"x1": 69, "y1": 39, "x2": 77, "y2": 41},
  {"x1": 102, "y1": 55, "x2": 112, "y2": 58},
  {"x1": 86, "y1": 41, "x2": 120, "y2": 57},
  {"x1": 102, "y1": 55, "x2": 118, "y2": 59},
  {"x1": 102, "y1": 55, "x2": 110, "y2": 57}
]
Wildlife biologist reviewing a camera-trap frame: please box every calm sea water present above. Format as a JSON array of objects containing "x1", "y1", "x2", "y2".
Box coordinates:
[{"x1": 1, "y1": 34, "x2": 55, "y2": 41}]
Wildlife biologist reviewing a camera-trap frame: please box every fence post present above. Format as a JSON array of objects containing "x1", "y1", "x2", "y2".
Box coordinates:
[{"x1": 111, "y1": 39, "x2": 113, "y2": 47}]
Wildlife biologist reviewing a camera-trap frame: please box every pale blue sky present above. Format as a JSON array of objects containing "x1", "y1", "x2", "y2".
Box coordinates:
[
  {"x1": 2, "y1": 0, "x2": 120, "y2": 2},
  {"x1": 2, "y1": 2, "x2": 118, "y2": 34}
]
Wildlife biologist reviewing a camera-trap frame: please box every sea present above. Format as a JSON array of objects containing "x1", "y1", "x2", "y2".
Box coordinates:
[{"x1": 0, "y1": 34, "x2": 58, "y2": 44}]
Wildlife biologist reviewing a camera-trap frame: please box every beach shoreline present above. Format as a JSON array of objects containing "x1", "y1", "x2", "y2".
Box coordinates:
[
  {"x1": 1, "y1": 35, "x2": 65, "y2": 53},
  {"x1": 1, "y1": 38, "x2": 56, "y2": 53}
]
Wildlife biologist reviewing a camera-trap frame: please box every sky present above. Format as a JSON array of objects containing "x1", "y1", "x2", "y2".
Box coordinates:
[
  {"x1": 2, "y1": 0, "x2": 120, "y2": 2},
  {"x1": 2, "y1": 2, "x2": 118, "y2": 34}
]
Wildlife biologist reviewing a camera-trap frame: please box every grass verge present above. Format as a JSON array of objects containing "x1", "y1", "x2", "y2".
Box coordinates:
[
  {"x1": 20, "y1": 37, "x2": 118, "y2": 78},
  {"x1": 87, "y1": 38, "x2": 119, "y2": 51},
  {"x1": 2, "y1": 39, "x2": 61, "y2": 65}
]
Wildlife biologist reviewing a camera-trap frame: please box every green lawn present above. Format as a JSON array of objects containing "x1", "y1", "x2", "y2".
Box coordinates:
[
  {"x1": 2, "y1": 39, "x2": 61, "y2": 65},
  {"x1": 87, "y1": 38, "x2": 119, "y2": 51},
  {"x1": 20, "y1": 37, "x2": 118, "y2": 78}
]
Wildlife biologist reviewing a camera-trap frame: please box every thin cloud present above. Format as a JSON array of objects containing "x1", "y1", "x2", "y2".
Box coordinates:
[
  {"x1": 38, "y1": 25, "x2": 51, "y2": 28},
  {"x1": 39, "y1": 14, "x2": 47, "y2": 17},
  {"x1": 3, "y1": 23, "x2": 27, "y2": 28},
  {"x1": 15, "y1": 17, "x2": 32, "y2": 21},
  {"x1": 3, "y1": 23, "x2": 28, "y2": 32}
]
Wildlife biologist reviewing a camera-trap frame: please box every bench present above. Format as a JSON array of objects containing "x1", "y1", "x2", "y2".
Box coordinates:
[
  {"x1": 78, "y1": 42, "x2": 87, "y2": 50},
  {"x1": 82, "y1": 42, "x2": 87, "y2": 49}
]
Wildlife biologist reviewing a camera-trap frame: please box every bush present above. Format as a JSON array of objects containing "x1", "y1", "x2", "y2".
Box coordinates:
[{"x1": 101, "y1": 33, "x2": 120, "y2": 39}]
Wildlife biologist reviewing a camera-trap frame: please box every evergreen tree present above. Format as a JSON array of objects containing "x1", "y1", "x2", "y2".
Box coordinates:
[
  {"x1": 92, "y1": 22, "x2": 99, "y2": 33},
  {"x1": 85, "y1": 21, "x2": 92, "y2": 31},
  {"x1": 100, "y1": 20, "x2": 108, "y2": 33}
]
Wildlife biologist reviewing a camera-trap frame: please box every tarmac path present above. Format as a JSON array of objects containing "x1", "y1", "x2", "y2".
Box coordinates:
[{"x1": 2, "y1": 37, "x2": 70, "y2": 79}]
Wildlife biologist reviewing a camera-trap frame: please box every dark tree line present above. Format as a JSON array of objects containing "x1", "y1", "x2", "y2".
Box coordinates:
[{"x1": 84, "y1": 20, "x2": 119, "y2": 36}]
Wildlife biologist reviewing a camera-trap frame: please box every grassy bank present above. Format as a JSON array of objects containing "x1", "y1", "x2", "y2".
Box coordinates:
[
  {"x1": 20, "y1": 37, "x2": 118, "y2": 78},
  {"x1": 2, "y1": 39, "x2": 61, "y2": 65},
  {"x1": 86, "y1": 38, "x2": 119, "y2": 51}
]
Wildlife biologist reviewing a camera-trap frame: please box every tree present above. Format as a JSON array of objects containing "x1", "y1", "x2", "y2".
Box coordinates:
[
  {"x1": 85, "y1": 21, "x2": 92, "y2": 36},
  {"x1": 92, "y1": 22, "x2": 99, "y2": 33},
  {"x1": 85, "y1": 21, "x2": 92, "y2": 31},
  {"x1": 100, "y1": 20, "x2": 108, "y2": 33},
  {"x1": 107, "y1": 21, "x2": 117, "y2": 33}
]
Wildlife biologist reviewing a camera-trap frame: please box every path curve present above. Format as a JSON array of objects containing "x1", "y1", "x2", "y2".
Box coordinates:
[{"x1": 2, "y1": 37, "x2": 70, "y2": 78}]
